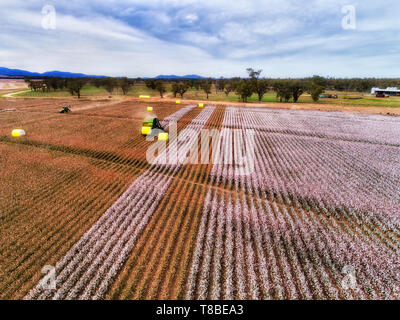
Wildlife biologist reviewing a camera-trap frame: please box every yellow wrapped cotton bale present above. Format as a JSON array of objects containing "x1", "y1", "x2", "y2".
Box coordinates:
[
  {"x1": 141, "y1": 127, "x2": 152, "y2": 135},
  {"x1": 147, "y1": 106, "x2": 153, "y2": 111},
  {"x1": 198, "y1": 103, "x2": 204, "y2": 108},
  {"x1": 176, "y1": 100, "x2": 181, "y2": 104},
  {"x1": 139, "y1": 95, "x2": 150, "y2": 99},
  {"x1": 158, "y1": 132, "x2": 168, "y2": 141},
  {"x1": 12, "y1": 129, "x2": 25, "y2": 137}
]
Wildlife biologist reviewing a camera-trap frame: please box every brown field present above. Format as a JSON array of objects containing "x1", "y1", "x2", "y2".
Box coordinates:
[
  {"x1": 1, "y1": 96, "x2": 400, "y2": 300},
  {"x1": 0, "y1": 97, "x2": 196, "y2": 299},
  {"x1": 0, "y1": 79, "x2": 28, "y2": 91}
]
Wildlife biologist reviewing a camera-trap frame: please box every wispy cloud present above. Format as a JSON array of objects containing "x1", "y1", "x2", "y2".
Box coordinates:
[{"x1": 1, "y1": 0, "x2": 400, "y2": 77}]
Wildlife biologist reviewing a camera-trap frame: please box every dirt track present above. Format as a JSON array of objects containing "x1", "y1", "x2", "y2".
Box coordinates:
[{"x1": 1, "y1": 90, "x2": 30, "y2": 98}]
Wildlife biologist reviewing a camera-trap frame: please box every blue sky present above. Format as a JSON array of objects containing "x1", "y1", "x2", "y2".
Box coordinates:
[{"x1": 1, "y1": 0, "x2": 400, "y2": 78}]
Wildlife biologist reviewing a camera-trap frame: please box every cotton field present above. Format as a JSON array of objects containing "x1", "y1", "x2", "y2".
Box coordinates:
[{"x1": 1, "y1": 99, "x2": 399, "y2": 300}]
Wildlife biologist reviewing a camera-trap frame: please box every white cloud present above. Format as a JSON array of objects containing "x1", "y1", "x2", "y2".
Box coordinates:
[
  {"x1": 184, "y1": 13, "x2": 198, "y2": 24},
  {"x1": 0, "y1": 4, "x2": 215, "y2": 76},
  {"x1": 181, "y1": 32, "x2": 221, "y2": 46},
  {"x1": 1, "y1": 0, "x2": 400, "y2": 77}
]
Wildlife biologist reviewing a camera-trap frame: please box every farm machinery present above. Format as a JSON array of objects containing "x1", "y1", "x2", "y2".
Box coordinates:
[
  {"x1": 59, "y1": 106, "x2": 71, "y2": 113},
  {"x1": 141, "y1": 117, "x2": 168, "y2": 140},
  {"x1": 319, "y1": 94, "x2": 338, "y2": 99}
]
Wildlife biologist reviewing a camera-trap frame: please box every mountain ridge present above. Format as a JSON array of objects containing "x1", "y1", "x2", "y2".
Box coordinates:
[
  {"x1": 154, "y1": 74, "x2": 204, "y2": 79},
  {"x1": 0, "y1": 67, "x2": 204, "y2": 79},
  {"x1": 0, "y1": 67, "x2": 106, "y2": 78}
]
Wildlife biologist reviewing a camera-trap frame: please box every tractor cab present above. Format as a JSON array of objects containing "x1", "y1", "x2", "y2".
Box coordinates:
[
  {"x1": 142, "y1": 117, "x2": 168, "y2": 140},
  {"x1": 141, "y1": 117, "x2": 165, "y2": 136}
]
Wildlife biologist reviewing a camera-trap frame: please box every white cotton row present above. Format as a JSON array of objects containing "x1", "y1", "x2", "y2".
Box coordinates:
[
  {"x1": 161, "y1": 104, "x2": 196, "y2": 129},
  {"x1": 185, "y1": 106, "x2": 400, "y2": 300}
]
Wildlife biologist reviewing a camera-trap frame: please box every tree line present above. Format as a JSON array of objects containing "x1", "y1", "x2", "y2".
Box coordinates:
[
  {"x1": 25, "y1": 71, "x2": 400, "y2": 101},
  {"x1": 24, "y1": 77, "x2": 135, "y2": 98},
  {"x1": 143, "y1": 70, "x2": 326, "y2": 102},
  {"x1": 147, "y1": 70, "x2": 400, "y2": 102}
]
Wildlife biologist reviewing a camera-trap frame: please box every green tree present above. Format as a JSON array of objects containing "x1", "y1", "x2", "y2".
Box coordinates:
[
  {"x1": 119, "y1": 77, "x2": 133, "y2": 95},
  {"x1": 187, "y1": 79, "x2": 195, "y2": 88},
  {"x1": 31, "y1": 81, "x2": 43, "y2": 92},
  {"x1": 224, "y1": 80, "x2": 234, "y2": 96},
  {"x1": 155, "y1": 80, "x2": 166, "y2": 98},
  {"x1": 247, "y1": 68, "x2": 269, "y2": 101},
  {"x1": 246, "y1": 68, "x2": 262, "y2": 79},
  {"x1": 104, "y1": 78, "x2": 117, "y2": 95},
  {"x1": 49, "y1": 77, "x2": 59, "y2": 91},
  {"x1": 177, "y1": 82, "x2": 189, "y2": 98},
  {"x1": 273, "y1": 80, "x2": 292, "y2": 102},
  {"x1": 310, "y1": 75, "x2": 327, "y2": 88},
  {"x1": 255, "y1": 78, "x2": 269, "y2": 101},
  {"x1": 58, "y1": 78, "x2": 66, "y2": 90},
  {"x1": 193, "y1": 80, "x2": 201, "y2": 90},
  {"x1": 171, "y1": 83, "x2": 179, "y2": 97},
  {"x1": 67, "y1": 79, "x2": 85, "y2": 98},
  {"x1": 290, "y1": 80, "x2": 304, "y2": 103},
  {"x1": 235, "y1": 79, "x2": 253, "y2": 102},
  {"x1": 310, "y1": 84, "x2": 324, "y2": 102},
  {"x1": 93, "y1": 78, "x2": 103, "y2": 88},
  {"x1": 216, "y1": 77, "x2": 226, "y2": 93},
  {"x1": 144, "y1": 79, "x2": 156, "y2": 90},
  {"x1": 24, "y1": 78, "x2": 33, "y2": 91},
  {"x1": 43, "y1": 78, "x2": 51, "y2": 92},
  {"x1": 201, "y1": 79, "x2": 212, "y2": 99}
]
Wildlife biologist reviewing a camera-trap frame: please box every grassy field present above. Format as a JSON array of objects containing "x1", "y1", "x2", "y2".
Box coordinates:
[
  {"x1": 185, "y1": 89, "x2": 400, "y2": 108},
  {"x1": 12, "y1": 84, "x2": 400, "y2": 108},
  {"x1": 15, "y1": 84, "x2": 156, "y2": 98}
]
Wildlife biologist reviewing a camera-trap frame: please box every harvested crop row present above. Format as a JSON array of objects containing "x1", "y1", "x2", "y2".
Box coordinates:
[
  {"x1": 1, "y1": 101, "x2": 192, "y2": 164},
  {"x1": 0, "y1": 104, "x2": 198, "y2": 244},
  {"x1": 0, "y1": 103, "x2": 197, "y2": 221},
  {"x1": 25, "y1": 106, "x2": 216, "y2": 300},
  {"x1": 1, "y1": 103, "x2": 198, "y2": 299},
  {"x1": 107, "y1": 106, "x2": 226, "y2": 299},
  {"x1": 0, "y1": 158, "x2": 137, "y2": 299}
]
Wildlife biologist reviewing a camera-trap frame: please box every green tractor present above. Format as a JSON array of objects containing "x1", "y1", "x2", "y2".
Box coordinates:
[
  {"x1": 60, "y1": 106, "x2": 71, "y2": 114},
  {"x1": 141, "y1": 117, "x2": 165, "y2": 136}
]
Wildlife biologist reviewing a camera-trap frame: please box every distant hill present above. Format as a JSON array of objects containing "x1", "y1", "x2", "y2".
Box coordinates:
[
  {"x1": 154, "y1": 74, "x2": 204, "y2": 79},
  {"x1": 0, "y1": 67, "x2": 41, "y2": 77},
  {"x1": 0, "y1": 67, "x2": 206, "y2": 79},
  {"x1": 0, "y1": 67, "x2": 106, "y2": 78},
  {"x1": 41, "y1": 71, "x2": 106, "y2": 78}
]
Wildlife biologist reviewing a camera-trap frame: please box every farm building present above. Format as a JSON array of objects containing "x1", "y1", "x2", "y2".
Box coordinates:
[{"x1": 371, "y1": 87, "x2": 400, "y2": 96}]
